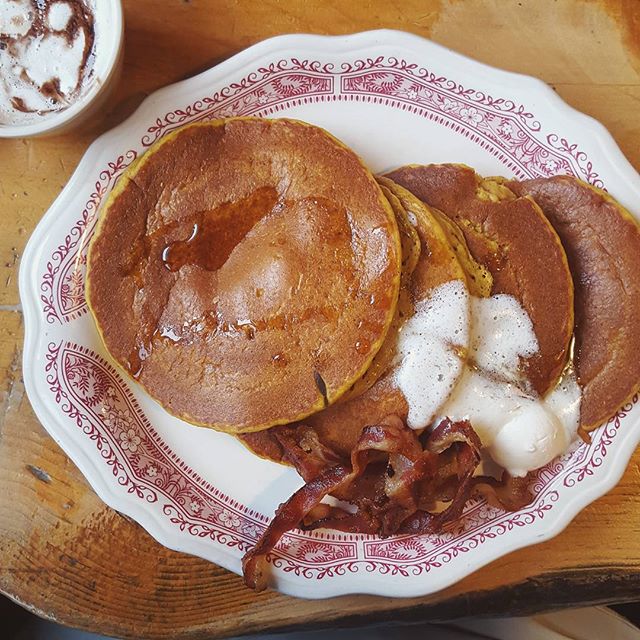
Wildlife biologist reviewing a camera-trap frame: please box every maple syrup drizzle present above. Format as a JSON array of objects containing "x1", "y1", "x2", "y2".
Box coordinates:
[
  {"x1": 125, "y1": 187, "x2": 280, "y2": 377},
  {"x1": 123, "y1": 190, "x2": 377, "y2": 379},
  {"x1": 161, "y1": 186, "x2": 279, "y2": 272}
]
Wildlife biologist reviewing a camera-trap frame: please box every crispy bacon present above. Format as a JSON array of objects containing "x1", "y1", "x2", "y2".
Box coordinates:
[
  {"x1": 242, "y1": 416, "x2": 534, "y2": 590},
  {"x1": 425, "y1": 417, "x2": 482, "y2": 453},
  {"x1": 273, "y1": 425, "x2": 345, "y2": 481},
  {"x1": 303, "y1": 506, "x2": 380, "y2": 534},
  {"x1": 242, "y1": 464, "x2": 352, "y2": 591},
  {"x1": 394, "y1": 418, "x2": 483, "y2": 535},
  {"x1": 471, "y1": 474, "x2": 533, "y2": 511}
]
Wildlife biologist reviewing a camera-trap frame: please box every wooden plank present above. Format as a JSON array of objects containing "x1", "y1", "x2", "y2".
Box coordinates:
[{"x1": 1, "y1": 1, "x2": 640, "y2": 638}]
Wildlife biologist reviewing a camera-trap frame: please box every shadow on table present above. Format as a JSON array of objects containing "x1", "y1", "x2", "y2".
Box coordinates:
[{"x1": 4, "y1": 594, "x2": 640, "y2": 640}]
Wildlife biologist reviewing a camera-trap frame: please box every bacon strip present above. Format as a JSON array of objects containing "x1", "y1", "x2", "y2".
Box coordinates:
[
  {"x1": 425, "y1": 417, "x2": 482, "y2": 453},
  {"x1": 397, "y1": 418, "x2": 482, "y2": 534},
  {"x1": 242, "y1": 463, "x2": 351, "y2": 590},
  {"x1": 303, "y1": 506, "x2": 380, "y2": 534},
  {"x1": 471, "y1": 474, "x2": 533, "y2": 511},
  {"x1": 242, "y1": 416, "x2": 535, "y2": 590},
  {"x1": 243, "y1": 417, "x2": 413, "y2": 589},
  {"x1": 273, "y1": 425, "x2": 345, "y2": 481}
]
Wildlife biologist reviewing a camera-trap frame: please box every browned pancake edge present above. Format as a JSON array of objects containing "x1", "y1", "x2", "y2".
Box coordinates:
[
  {"x1": 508, "y1": 175, "x2": 640, "y2": 429},
  {"x1": 87, "y1": 118, "x2": 402, "y2": 433}
]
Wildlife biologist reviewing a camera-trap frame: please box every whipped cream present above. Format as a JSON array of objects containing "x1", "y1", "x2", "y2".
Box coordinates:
[
  {"x1": 394, "y1": 279, "x2": 470, "y2": 430},
  {"x1": 47, "y1": 2, "x2": 73, "y2": 31},
  {"x1": 0, "y1": 1, "x2": 31, "y2": 37},
  {"x1": 445, "y1": 292, "x2": 580, "y2": 476},
  {"x1": 0, "y1": 0, "x2": 96, "y2": 125},
  {"x1": 443, "y1": 365, "x2": 580, "y2": 477},
  {"x1": 397, "y1": 281, "x2": 581, "y2": 477},
  {"x1": 469, "y1": 294, "x2": 539, "y2": 382}
]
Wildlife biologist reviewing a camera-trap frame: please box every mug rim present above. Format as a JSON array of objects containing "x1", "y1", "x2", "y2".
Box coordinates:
[{"x1": 0, "y1": 0, "x2": 124, "y2": 138}]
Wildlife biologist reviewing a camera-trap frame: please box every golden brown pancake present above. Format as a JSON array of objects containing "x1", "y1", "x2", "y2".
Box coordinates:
[
  {"x1": 428, "y1": 207, "x2": 492, "y2": 298},
  {"x1": 507, "y1": 176, "x2": 640, "y2": 430},
  {"x1": 337, "y1": 183, "x2": 421, "y2": 403},
  {"x1": 87, "y1": 118, "x2": 402, "y2": 433},
  {"x1": 242, "y1": 180, "x2": 470, "y2": 460},
  {"x1": 385, "y1": 163, "x2": 574, "y2": 396},
  {"x1": 381, "y1": 177, "x2": 493, "y2": 300}
]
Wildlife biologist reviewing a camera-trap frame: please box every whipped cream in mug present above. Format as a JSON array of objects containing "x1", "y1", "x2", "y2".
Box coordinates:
[{"x1": 0, "y1": 0, "x2": 96, "y2": 125}]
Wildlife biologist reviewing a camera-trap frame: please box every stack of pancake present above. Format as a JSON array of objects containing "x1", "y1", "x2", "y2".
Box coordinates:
[{"x1": 87, "y1": 118, "x2": 640, "y2": 591}]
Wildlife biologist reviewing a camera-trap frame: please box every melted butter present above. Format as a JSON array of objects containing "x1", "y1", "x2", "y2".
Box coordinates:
[
  {"x1": 396, "y1": 279, "x2": 582, "y2": 476},
  {"x1": 442, "y1": 366, "x2": 580, "y2": 476},
  {"x1": 469, "y1": 294, "x2": 538, "y2": 383}
]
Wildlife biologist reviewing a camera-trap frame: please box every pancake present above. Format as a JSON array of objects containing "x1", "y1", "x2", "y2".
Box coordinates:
[
  {"x1": 385, "y1": 163, "x2": 574, "y2": 396},
  {"x1": 428, "y1": 207, "x2": 492, "y2": 298},
  {"x1": 242, "y1": 180, "x2": 471, "y2": 460},
  {"x1": 87, "y1": 118, "x2": 402, "y2": 433},
  {"x1": 337, "y1": 182, "x2": 421, "y2": 403},
  {"x1": 507, "y1": 176, "x2": 640, "y2": 430},
  {"x1": 382, "y1": 178, "x2": 493, "y2": 300}
]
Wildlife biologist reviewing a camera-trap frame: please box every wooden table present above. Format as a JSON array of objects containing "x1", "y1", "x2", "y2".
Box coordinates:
[{"x1": 1, "y1": 1, "x2": 640, "y2": 638}]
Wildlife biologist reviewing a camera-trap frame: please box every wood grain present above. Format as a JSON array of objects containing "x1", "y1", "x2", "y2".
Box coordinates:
[{"x1": 1, "y1": 1, "x2": 640, "y2": 638}]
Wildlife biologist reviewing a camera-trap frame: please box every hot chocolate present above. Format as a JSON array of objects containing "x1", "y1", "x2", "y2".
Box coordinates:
[{"x1": 0, "y1": 0, "x2": 96, "y2": 125}]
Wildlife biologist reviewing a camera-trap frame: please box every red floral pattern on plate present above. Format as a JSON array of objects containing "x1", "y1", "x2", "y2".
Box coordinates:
[
  {"x1": 339, "y1": 57, "x2": 601, "y2": 183},
  {"x1": 44, "y1": 341, "x2": 636, "y2": 579},
  {"x1": 46, "y1": 342, "x2": 358, "y2": 573},
  {"x1": 40, "y1": 152, "x2": 137, "y2": 324},
  {"x1": 41, "y1": 56, "x2": 601, "y2": 325},
  {"x1": 34, "y1": 46, "x2": 638, "y2": 584}
]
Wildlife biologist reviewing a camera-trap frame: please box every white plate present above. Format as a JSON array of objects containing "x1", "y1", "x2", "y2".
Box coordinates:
[{"x1": 19, "y1": 29, "x2": 640, "y2": 599}]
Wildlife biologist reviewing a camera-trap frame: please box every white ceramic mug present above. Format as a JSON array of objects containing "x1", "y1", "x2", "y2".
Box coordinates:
[{"x1": 0, "y1": 0, "x2": 124, "y2": 138}]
